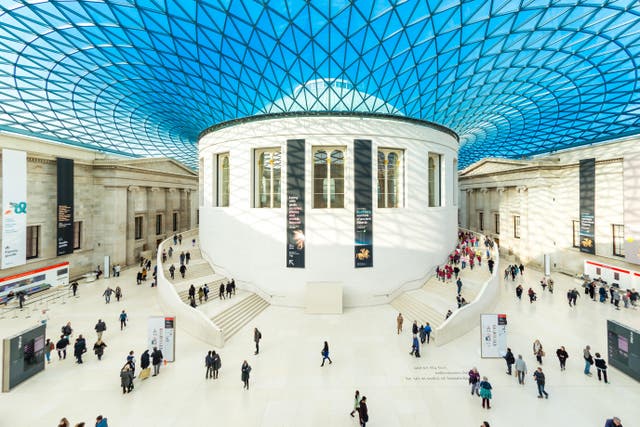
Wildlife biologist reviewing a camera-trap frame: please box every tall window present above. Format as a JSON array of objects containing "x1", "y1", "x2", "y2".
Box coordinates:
[
  {"x1": 135, "y1": 216, "x2": 143, "y2": 240},
  {"x1": 494, "y1": 213, "x2": 500, "y2": 234},
  {"x1": 255, "y1": 148, "x2": 282, "y2": 208},
  {"x1": 26, "y1": 225, "x2": 40, "y2": 259},
  {"x1": 453, "y1": 158, "x2": 458, "y2": 205},
  {"x1": 428, "y1": 153, "x2": 442, "y2": 207},
  {"x1": 513, "y1": 215, "x2": 521, "y2": 239},
  {"x1": 216, "y1": 153, "x2": 230, "y2": 207},
  {"x1": 478, "y1": 212, "x2": 484, "y2": 231},
  {"x1": 173, "y1": 212, "x2": 178, "y2": 232},
  {"x1": 377, "y1": 149, "x2": 404, "y2": 208},
  {"x1": 572, "y1": 220, "x2": 580, "y2": 248},
  {"x1": 73, "y1": 221, "x2": 82, "y2": 250},
  {"x1": 612, "y1": 224, "x2": 624, "y2": 257},
  {"x1": 313, "y1": 147, "x2": 345, "y2": 208},
  {"x1": 156, "y1": 214, "x2": 163, "y2": 235}
]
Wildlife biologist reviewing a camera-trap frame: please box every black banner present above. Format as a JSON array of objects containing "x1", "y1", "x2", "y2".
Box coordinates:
[
  {"x1": 56, "y1": 158, "x2": 74, "y2": 256},
  {"x1": 579, "y1": 158, "x2": 596, "y2": 254},
  {"x1": 286, "y1": 139, "x2": 305, "y2": 268},
  {"x1": 354, "y1": 139, "x2": 373, "y2": 268}
]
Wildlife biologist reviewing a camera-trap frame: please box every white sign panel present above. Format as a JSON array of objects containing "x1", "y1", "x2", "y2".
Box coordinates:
[
  {"x1": 2, "y1": 149, "x2": 27, "y2": 268},
  {"x1": 480, "y1": 314, "x2": 508, "y2": 358},
  {"x1": 147, "y1": 316, "x2": 175, "y2": 362}
]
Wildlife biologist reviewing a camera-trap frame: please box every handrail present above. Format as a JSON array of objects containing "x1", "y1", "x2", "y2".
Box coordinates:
[
  {"x1": 435, "y1": 228, "x2": 500, "y2": 346},
  {"x1": 156, "y1": 228, "x2": 225, "y2": 347}
]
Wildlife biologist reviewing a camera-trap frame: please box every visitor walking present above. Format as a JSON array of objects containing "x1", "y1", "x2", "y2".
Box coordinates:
[
  {"x1": 179, "y1": 264, "x2": 187, "y2": 279},
  {"x1": 605, "y1": 417, "x2": 623, "y2": 427},
  {"x1": 69, "y1": 281, "x2": 79, "y2": 297},
  {"x1": 74, "y1": 335, "x2": 86, "y2": 364},
  {"x1": 410, "y1": 333, "x2": 420, "y2": 357},
  {"x1": 424, "y1": 322, "x2": 432, "y2": 344},
  {"x1": 358, "y1": 396, "x2": 368, "y2": 427},
  {"x1": 350, "y1": 390, "x2": 361, "y2": 418},
  {"x1": 45, "y1": 338, "x2": 53, "y2": 363},
  {"x1": 212, "y1": 351, "x2": 221, "y2": 379},
  {"x1": 168, "y1": 264, "x2": 175, "y2": 280},
  {"x1": 321, "y1": 341, "x2": 333, "y2": 366},
  {"x1": 594, "y1": 352, "x2": 609, "y2": 383},
  {"x1": 151, "y1": 346, "x2": 163, "y2": 376},
  {"x1": 119, "y1": 310, "x2": 128, "y2": 330},
  {"x1": 533, "y1": 367, "x2": 549, "y2": 399},
  {"x1": 102, "y1": 287, "x2": 113, "y2": 304},
  {"x1": 140, "y1": 349, "x2": 150, "y2": 373},
  {"x1": 396, "y1": 312, "x2": 403, "y2": 334},
  {"x1": 556, "y1": 346, "x2": 569, "y2": 371},
  {"x1": 533, "y1": 339, "x2": 544, "y2": 364},
  {"x1": 219, "y1": 283, "x2": 225, "y2": 300},
  {"x1": 479, "y1": 376, "x2": 492, "y2": 409},
  {"x1": 205, "y1": 351, "x2": 214, "y2": 379},
  {"x1": 515, "y1": 354, "x2": 527, "y2": 385},
  {"x1": 584, "y1": 345, "x2": 594, "y2": 376},
  {"x1": 94, "y1": 319, "x2": 106, "y2": 340},
  {"x1": 468, "y1": 367, "x2": 481, "y2": 395},
  {"x1": 56, "y1": 335, "x2": 69, "y2": 360},
  {"x1": 115, "y1": 286, "x2": 122, "y2": 302},
  {"x1": 241, "y1": 360, "x2": 251, "y2": 389},
  {"x1": 254, "y1": 327, "x2": 262, "y2": 355},
  {"x1": 120, "y1": 363, "x2": 134, "y2": 394},
  {"x1": 93, "y1": 339, "x2": 107, "y2": 360}
]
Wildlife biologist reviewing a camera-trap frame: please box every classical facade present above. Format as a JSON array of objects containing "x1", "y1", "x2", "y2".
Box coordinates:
[
  {"x1": 0, "y1": 133, "x2": 198, "y2": 279},
  {"x1": 458, "y1": 135, "x2": 639, "y2": 274}
]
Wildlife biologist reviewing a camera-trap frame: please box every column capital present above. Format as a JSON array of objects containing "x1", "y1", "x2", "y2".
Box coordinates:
[
  {"x1": 496, "y1": 187, "x2": 506, "y2": 193},
  {"x1": 150, "y1": 187, "x2": 161, "y2": 192},
  {"x1": 167, "y1": 188, "x2": 178, "y2": 193},
  {"x1": 181, "y1": 188, "x2": 191, "y2": 194},
  {"x1": 516, "y1": 185, "x2": 528, "y2": 193},
  {"x1": 479, "y1": 187, "x2": 489, "y2": 194},
  {"x1": 128, "y1": 185, "x2": 141, "y2": 192}
]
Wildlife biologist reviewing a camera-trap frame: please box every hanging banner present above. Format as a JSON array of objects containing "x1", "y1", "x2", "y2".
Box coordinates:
[
  {"x1": 480, "y1": 314, "x2": 507, "y2": 358},
  {"x1": 286, "y1": 139, "x2": 305, "y2": 268},
  {"x1": 354, "y1": 140, "x2": 373, "y2": 268},
  {"x1": 147, "y1": 316, "x2": 175, "y2": 362},
  {"x1": 56, "y1": 158, "x2": 74, "y2": 256},
  {"x1": 579, "y1": 158, "x2": 596, "y2": 254},
  {"x1": 2, "y1": 149, "x2": 27, "y2": 268}
]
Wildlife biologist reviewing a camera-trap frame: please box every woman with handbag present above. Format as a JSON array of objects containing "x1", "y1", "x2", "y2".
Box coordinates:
[
  {"x1": 241, "y1": 360, "x2": 251, "y2": 390},
  {"x1": 533, "y1": 339, "x2": 544, "y2": 364},
  {"x1": 479, "y1": 376, "x2": 493, "y2": 409},
  {"x1": 321, "y1": 341, "x2": 332, "y2": 366}
]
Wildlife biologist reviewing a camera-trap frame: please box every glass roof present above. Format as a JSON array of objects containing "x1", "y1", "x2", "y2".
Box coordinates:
[{"x1": 1, "y1": 1, "x2": 639, "y2": 168}]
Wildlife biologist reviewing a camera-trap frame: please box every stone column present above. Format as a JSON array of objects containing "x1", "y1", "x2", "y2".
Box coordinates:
[
  {"x1": 126, "y1": 186, "x2": 140, "y2": 265},
  {"x1": 180, "y1": 188, "x2": 189, "y2": 231}
]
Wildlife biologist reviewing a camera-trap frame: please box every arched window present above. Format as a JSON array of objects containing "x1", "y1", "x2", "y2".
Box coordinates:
[
  {"x1": 377, "y1": 149, "x2": 404, "y2": 208},
  {"x1": 313, "y1": 147, "x2": 345, "y2": 208},
  {"x1": 255, "y1": 148, "x2": 281, "y2": 208}
]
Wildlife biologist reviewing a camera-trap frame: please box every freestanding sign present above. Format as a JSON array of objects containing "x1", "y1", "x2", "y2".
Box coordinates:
[
  {"x1": 2, "y1": 149, "x2": 27, "y2": 268},
  {"x1": 2, "y1": 324, "x2": 46, "y2": 392},
  {"x1": 579, "y1": 158, "x2": 596, "y2": 254},
  {"x1": 56, "y1": 158, "x2": 74, "y2": 256},
  {"x1": 147, "y1": 316, "x2": 175, "y2": 362},
  {"x1": 354, "y1": 139, "x2": 373, "y2": 268},
  {"x1": 480, "y1": 314, "x2": 507, "y2": 358},
  {"x1": 286, "y1": 139, "x2": 305, "y2": 268}
]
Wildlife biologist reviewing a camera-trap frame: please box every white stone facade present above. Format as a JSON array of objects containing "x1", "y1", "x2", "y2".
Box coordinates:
[
  {"x1": 459, "y1": 135, "x2": 639, "y2": 274},
  {"x1": 198, "y1": 114, "x2": 459, "y2": 307},
  {"x1": 0, "y1": 133, "x2": 198, "y2": 279}
]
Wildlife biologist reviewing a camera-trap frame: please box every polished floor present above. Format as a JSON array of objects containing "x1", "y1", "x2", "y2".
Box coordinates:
[{"x1": 1, "y1": 259, "x2": 639, "y2": 426}]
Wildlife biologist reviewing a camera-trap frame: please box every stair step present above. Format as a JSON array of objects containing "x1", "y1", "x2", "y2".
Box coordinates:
[
  {"x1": 209, "y1": 293, "x2": 269, "y2": 342},
  {"x1": 214, "y1": 296, "x2": 264, "y2": 328},
  {"x1": 222, "y1": 301, "x2": 269, "y2": 340}
]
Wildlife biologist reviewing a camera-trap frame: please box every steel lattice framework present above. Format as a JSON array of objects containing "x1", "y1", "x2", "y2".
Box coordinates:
[{"x1": 1, "y1": 1, "x2": 640, "y2": 168}]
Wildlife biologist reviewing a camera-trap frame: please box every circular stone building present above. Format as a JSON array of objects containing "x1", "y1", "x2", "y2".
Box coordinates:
[{"x1": 198, "y1": 80, "x2": 459, "y2": 307}]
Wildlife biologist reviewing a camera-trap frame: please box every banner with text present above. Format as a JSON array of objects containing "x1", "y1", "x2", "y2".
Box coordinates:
[
  {"x1": 480, "y1": 314, "x2": 508, "y2": 358},
  {"x1": 147, "y1": 316, "x2": 176, "y2": 362},
  {"x1": 354, "y1": 139, "x2": 373, "y2": 268},
  {"x1": 2, "y1": 149, "x2": 27, "y2": 268},
  {"x1": 56, "y1": 158, "x2": 74, "y2": 256},
  {"x1": 579, "y1": 158, "x2": 596, "y2": 254},
  {"x1": 286, "y1": 139, "x2": 306, "y2": 268}
]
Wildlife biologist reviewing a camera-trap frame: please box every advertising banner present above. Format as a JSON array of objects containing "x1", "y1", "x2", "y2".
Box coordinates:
[
  {"x1": 480, "y1": 314, "x2": 507, "y2": 358},
  {"x1": 2, "y1": 149, "x2": 27, "y2": 269},
  {"x1": 286, "y1": 139, "x2": 305, "y2": 268},
  {"x1": 56, "y1": 158, "x2": 74, "y2": 256},
  {"x1": 147, "y1": 316, "x2": 175, "y2": 362},
  {"x1": 579, "y1": 158, "x2": 596, "y2": 254},
  {"x1": 354, "y1": 139, "x2": 373, "y2": 268}
]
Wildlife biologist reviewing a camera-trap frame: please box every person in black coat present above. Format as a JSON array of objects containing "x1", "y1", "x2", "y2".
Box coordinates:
[
  {"x1": 56, "y1": 335, "x2": 69, "y2": 360},
  {"x1": 556, "y1": 346, "x2": 569, "y2": 371},
  {"x1": 219, "y1": 283, "x2": 225, "y2": 300},
  {"x1": 151, "y1": 347, "x2": 163, "y2": 376},
  {"x1": 241, "y1": 360, "x2": 251, "y2": 389},
  {"x1": 504, "y1": 348, "x2": 515, "y2": 375},
  {"x1": 140, "y1": 350, "x2": 150, "y2": 370},
  {"x1": 358, "y1": 396, "x2": 369, "y2": 427},
  {"x1": 74, "y1": 335, "x2": 87, "y2": 364}
]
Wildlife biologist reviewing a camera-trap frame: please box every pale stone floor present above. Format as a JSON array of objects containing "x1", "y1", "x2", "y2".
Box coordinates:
[{"x1": 1, "y1": 260, "x2": 639, "y2": 427}]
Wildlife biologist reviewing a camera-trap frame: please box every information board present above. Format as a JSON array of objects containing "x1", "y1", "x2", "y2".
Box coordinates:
[
  {"x1": 607, "y1": 320, "x2": 640, "y2": 382},
  {"x1": 148, "y1": 316, "x2": 176, "y2": 362},
  {"x1": 2, "y1": 324, "x2": 46, "y2": 392},
  {"x1": 480, "y1": 314, "x2": 507, "y2": 358}
]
